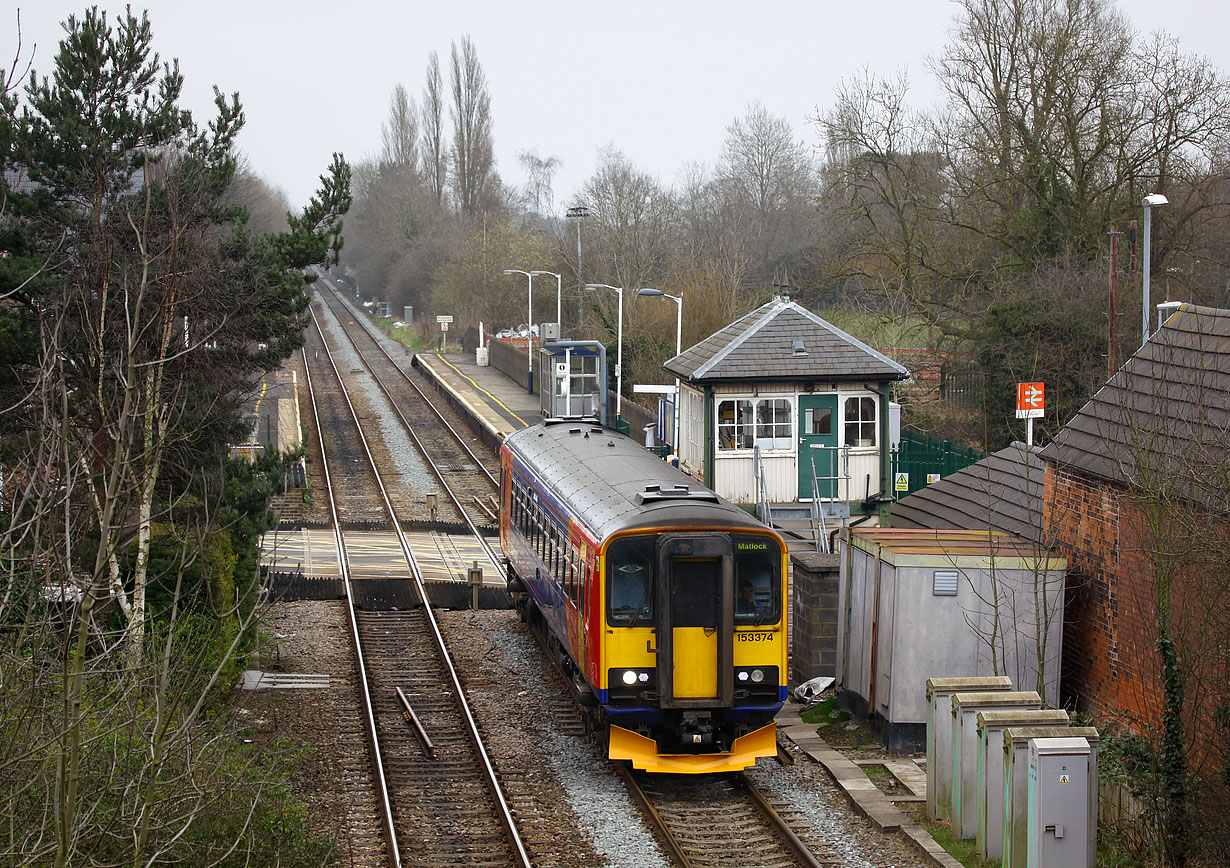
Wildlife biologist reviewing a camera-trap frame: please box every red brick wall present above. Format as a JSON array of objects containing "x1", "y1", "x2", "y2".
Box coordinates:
[
  {"x1": 1045, "y1": 463, "x2": 1229, "y2": 777},
  {"x1": 1045, "y1": 465, "x2": 1162, "y2": 722}
]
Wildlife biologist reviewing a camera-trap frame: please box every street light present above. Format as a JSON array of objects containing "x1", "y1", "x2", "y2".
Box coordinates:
[
  {"x1": 530, "y1": 270, "x2": 562, "y2": 334},
  {"x1": 637, "y1": 287, "x2": 683, "y2": 455},
  {"x1": 503, "y1": 269, "x2": 535, "y2": 393},
  {"x1": 585, "y1": 283, "x2": 624, "y2": 420},
  {"x1": 1142, "y1": 193, "x2": 1168, "y2": 347},
  {"x1": 567, "y1": 206, "x2": 590, "y2": 329}
]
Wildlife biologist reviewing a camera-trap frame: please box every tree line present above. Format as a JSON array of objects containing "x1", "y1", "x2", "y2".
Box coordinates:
[
  {"x1": 1, "y1": 9, "x2": 348, "y2": 865},
  {"x1": 344, "y1": 0, "x2": 1230, "y2": 453}
]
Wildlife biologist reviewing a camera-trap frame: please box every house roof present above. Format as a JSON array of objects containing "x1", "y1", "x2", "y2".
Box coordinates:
[
  {"x1": 663, "y1": 298, "x2": 910, "y2": 384},
  {"x1": 1039, "y1": 304, "x2": 1230, "y2": 503},
  {"x1": 889, "y1": 442, "x2": 1046, "y2": 543}
]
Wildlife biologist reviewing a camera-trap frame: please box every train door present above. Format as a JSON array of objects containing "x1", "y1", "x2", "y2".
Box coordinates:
[{"x1": 655, "y1": 533, "x2": 734, "y2": 708}]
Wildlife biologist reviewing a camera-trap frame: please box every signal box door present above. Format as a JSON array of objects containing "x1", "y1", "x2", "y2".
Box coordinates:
[
  {"x1": 655, "y1": 533, "x2": 733, "y2": 709},
  {"x1": 798, "y1": 394, "x2": 839, "y2": 500}
]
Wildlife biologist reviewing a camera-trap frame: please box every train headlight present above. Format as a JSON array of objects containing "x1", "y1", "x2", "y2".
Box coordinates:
[
  {"x1": 622, "y1": 669, "x2": 639, "y2": 686},
  {"x1": 750, "y1": 669, "x2": 765, "y2": 683},
  {"x1": 737, "y1": 671, "x2": 749, "y2": 682}
]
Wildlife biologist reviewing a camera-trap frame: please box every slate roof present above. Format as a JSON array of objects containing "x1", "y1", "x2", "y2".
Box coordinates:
[
  {"x1": 663, "y1": 298, "x2": 910, "y2": 384},
  {"x1": 889, "y1": 442, "x2": 1046, "y2": 543},
  {"x1": 1039, "y1": 304, "x2": 1230, "y2": 506}
]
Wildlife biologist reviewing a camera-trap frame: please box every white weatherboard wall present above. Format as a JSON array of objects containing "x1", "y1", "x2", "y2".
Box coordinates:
[{"x1": 683, "y1": 382, "x2": 884, "y2": 505}]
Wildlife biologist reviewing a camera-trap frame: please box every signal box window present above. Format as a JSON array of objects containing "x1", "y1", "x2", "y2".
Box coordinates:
[
  {"x1": 717, "y1": 398, "x2": 793, "y2": 452},
  {"x1": 755, "y1": 398, "x2": 792, "y2": 451},
  {"x1": 844, "y1": 396, "x2": 877, "y2": 447},
  {"x1": 607, "y1": 536, "x2": 653, "y2": 626},
  {"x1": 716, "y1": 399, "x2": 754, "y2": 450}
]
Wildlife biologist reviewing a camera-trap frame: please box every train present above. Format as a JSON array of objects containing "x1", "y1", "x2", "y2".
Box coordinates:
[{"x1": 499, "y1": 420, "x2": 789, "y2": 773}]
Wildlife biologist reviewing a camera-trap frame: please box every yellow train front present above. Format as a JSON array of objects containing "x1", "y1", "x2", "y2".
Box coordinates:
[{"x1": 500, "y1": 421, "x2": 788, "y2": 774}]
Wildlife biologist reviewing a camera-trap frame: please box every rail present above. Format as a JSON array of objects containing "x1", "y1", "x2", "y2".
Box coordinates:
[
  {"x1": 299, "y1": 341, "x2": 401, "y2": 867},
  {"x1": 305, "y1": 311, "x2": 532, "y2": 867},
  {"x1": 316, "y1": 285, "x2": 504, "y2": 578}
]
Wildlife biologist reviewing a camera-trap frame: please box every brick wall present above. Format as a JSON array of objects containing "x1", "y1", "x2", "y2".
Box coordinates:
[
  {"x1": 790, "y1": 552, "x2": 841, "y2": 686},
  {"x1": 1045, "y1": 464, "x2": 1165, "y2": 723},
  {"x1": 1045, "y1": 463, "x2": 1229, "y2": 784}
]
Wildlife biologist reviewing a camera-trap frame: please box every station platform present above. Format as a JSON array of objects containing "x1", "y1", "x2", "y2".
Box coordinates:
[{"x1": 413, "y1": 350, "x2": 540, "y2": 443}]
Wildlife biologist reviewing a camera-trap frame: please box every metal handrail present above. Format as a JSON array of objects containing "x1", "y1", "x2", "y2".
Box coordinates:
[{"x1": 753, "y1": 445, "x2": 773, "y2": 527}]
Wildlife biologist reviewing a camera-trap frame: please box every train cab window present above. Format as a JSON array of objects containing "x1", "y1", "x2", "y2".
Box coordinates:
[
  {"x1": 607, "y1": 536, "x2": 653, "y2": 626},
  {"x1": 671, "y1": 560, "x2": 719, "y2": 627},
  {"x1": 733, "y1": 535, "x2": 781, "y2": 625}
]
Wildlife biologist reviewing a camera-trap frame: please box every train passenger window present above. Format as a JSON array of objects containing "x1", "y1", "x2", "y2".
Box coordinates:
[
  {"x1": 607, "y1": 536, "x2": 653, "y2": 626},
  {"x1": 579, "y1": 555, "x2": 587, "y2": 613},
  {"x1": 733, "y1": 535, "x2": 781, "y2": 625}
]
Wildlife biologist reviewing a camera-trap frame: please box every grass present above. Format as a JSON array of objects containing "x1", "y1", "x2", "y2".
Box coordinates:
[{"x1": 905, "y1": 807, "x2": 998, "y2": 868}]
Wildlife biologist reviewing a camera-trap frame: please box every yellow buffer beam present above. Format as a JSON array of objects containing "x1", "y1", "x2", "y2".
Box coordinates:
[{"x1": 609, "y1": 723, "x2": 777, "y2": 774}]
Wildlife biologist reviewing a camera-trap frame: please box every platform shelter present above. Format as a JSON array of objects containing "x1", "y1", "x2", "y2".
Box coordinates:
[{"x1": 662, "y1": 298, "x2": 910, "y2": 516}]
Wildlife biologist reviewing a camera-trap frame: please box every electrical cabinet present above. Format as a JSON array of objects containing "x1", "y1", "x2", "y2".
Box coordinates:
[{"x1": 1027, "y1": 737, "x2": 1091, "y2": 868}]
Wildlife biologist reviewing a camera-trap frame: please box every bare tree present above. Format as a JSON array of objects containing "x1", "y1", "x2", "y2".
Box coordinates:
[
  {"x1": 518, "y1": 148, "x2": 560, "y2": 216},
  {"x1": 580, "y1": 146, "x2": 674, "y2": 294},
  {"x1": 381, "y1": 83, "x2": 419, "y2": 171},
  {"x1": 449, "y1": 35, "x2": 495, "y2": 220},
  {"x1": 717, "y1": 101, "x2": 818, "y2": 272},
  {"x1": 421, "y1": 50, "x2": 448, "y2": 207}
]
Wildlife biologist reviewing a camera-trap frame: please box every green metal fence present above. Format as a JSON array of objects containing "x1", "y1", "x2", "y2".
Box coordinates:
[{"x1": 890, "y1": 430, "x2": 986, "y2": 498}]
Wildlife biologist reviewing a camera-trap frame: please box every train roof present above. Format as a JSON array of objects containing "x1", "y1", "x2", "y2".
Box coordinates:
[{"x1": 504, "y1": 422, "x2": 773, "y2": 542}]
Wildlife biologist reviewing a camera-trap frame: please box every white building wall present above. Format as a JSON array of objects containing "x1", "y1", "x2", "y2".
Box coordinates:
[{"x1": 674, "y1": 379, "x2": 886, "y2": 505}]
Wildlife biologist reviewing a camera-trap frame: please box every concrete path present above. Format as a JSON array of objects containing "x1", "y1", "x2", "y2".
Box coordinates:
[{"x1": 777, "y1": 707, "x2": 962, "y2": 868}]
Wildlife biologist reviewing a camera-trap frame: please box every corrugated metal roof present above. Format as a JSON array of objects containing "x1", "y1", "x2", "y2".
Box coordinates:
[
  {"x1": 847, "y1": 527, "x2": 1065, "y2": 569},
  {"x1": 889, "y1": 442, "x2": 1046, "y2": 543},
  {"x1": 663, "y1": 298, "x2": 910, "y2": 383},
  {"x1": 1039, "y1": 304, "x2": 1230, "y2": 505}
]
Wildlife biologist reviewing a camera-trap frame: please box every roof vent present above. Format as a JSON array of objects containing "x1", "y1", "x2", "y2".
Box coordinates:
[
  {"x1": 636, "y1": 484, "x2": 719, "y2": 505},
  {"x1": 792, "y1": 339, "x2": 807, "y2": 356}
]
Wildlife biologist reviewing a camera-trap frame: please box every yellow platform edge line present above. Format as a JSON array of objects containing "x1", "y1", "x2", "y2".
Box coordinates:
[{"x1": 426, "y1": 352, "x2": 529, "y2": 429}]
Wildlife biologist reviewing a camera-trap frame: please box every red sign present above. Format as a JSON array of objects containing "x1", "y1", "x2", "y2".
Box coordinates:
[{"x1": 1016, "y1": 382, "x2": 1044, "y2": 418}]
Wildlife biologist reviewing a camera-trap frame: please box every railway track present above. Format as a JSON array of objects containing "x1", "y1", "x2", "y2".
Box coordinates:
[
  {"x1": 621, "y1": 768, "x2": 836, "y2": 868},
  {"x1": 313, "y1": 282, "x2": 501, "y2": 536},
  {"x1": 299, "y1": 316, "x2": 530, "y2": 868},
  {"x1": 301, "y1": 279, "x2": 848, "y2": 868}
]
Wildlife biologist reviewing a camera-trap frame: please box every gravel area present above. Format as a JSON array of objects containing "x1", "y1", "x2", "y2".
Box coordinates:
[
  {"x1": 232, "y1": 601, "x2": 358, "y2": 858},
  {"x1": 238, "y1": 599, "x2": 936, "y2": 867}
]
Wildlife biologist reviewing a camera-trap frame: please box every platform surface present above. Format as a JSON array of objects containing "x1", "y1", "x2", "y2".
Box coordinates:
[{"x1": 414, "y1": 350, "x2": 541, "y2": 440}]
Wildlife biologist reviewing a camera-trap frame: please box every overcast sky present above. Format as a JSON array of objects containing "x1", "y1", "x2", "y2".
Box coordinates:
[{"x1": 6, "y1": 1, "x2": 1228, "y2": 211}]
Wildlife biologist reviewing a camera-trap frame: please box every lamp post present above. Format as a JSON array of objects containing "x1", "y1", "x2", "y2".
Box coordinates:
[
  {"x1": 530, "y1": 270, "x2": 562, "y2": 334},
  {"x1": 585, "y1": 283, "x2": 624, "y2": 420},
  {"x1": 566, "y1": 205, "x2": 590, "y2": 329},
  {"x1": 637, "y1": 287, "x2": 683, "y2": 454},
  {"x1": 1142, "y1": 193, "x2": 1168, "y2": 347},
  {"x1": 503, "y1": 269, "x2": 535, "y2": 393}
]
